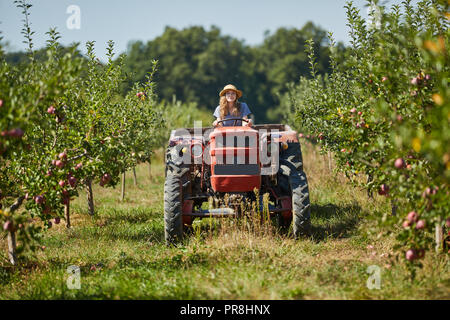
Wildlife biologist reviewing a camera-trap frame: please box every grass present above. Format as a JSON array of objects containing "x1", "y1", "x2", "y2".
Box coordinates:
[{"x1": 0, "y1": 142, "x2": 449, "y2": 299}]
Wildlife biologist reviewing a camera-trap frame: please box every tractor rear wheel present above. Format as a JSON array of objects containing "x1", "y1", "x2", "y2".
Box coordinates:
[
  {"x1": 279, "y1": 142, "x2": 311, "y2": 238},
  {"x1": 291, "y1": 170, "x2": 311, "y2": 238}
]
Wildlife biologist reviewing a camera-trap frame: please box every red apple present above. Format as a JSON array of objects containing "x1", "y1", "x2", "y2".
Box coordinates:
[
  {"x1": 3, "y1": 221, "x2": 14, "y2": 232},
  {"x1": 411, "y1": 77, "x2": 418, "y2": 85},
  {"x1": 54, "y1": 217, "x2": 60, "y2": 225},
  {"x1": 445, "y1": 218, "x2": 450, "y2": 228},
  {"x1": 58, "y1": 151, "x2": 67, "y2": 161},
  {"x1": 75, "y1": 163, "x2": 83, "y2": 170},
  {"x1": 35, "y1": 195, "x2": 44, "y2": 204},
  {"x1": 350, "y1": 108, "x2": 356, "y2": 113},
  {"x1": 405, "y1": 249, "x2": 417, "y2": 261},
  {"x1": 68, "y1": 176, "x2": 77, "y2": 188},
  {"x1": 0, "y1": 100, "x2": 3, "y2": 107},
  {"x1": 407, "y1": 211, "x2": 418, "y2": 223},
  {"x1": 402, "y1": 220, "x2": 410, "y2": 228},
  {"x1": 59, "y1": 180, "x2": 66, "y2": 187},
  {"x1": 378, "y1": 184, "x2": 389, "y2": 195},
  {"x1": 47, "y1": 106, "x2": 56, "y2": 114},
  {"x1": 8, "y1": 128, "x2": 24, "y2": 138},
  {"x1": 394, "y1": 158, "x2": 405, "y2": 169},
  {"x1": 55, "y1": 160, "x2": 64, "y2": 168},
  {"x1": 415, "y1": 220, "x2": 426, "y2": 230}
]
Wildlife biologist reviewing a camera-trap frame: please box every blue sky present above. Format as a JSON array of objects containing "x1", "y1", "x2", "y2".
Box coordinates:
[{"x1": 1, "y1": 0, "x2": 410, "y2": 61}]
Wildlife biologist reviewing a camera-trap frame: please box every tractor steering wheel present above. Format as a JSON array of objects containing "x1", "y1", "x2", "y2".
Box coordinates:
[{"x1": 215, "y1": 117, "x2": 250, "y2": 127}]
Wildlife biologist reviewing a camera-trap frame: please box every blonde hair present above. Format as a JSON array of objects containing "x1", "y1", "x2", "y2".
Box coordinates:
[{"x1": 219, "y1": 95, "x2": 241, "y2": 119}]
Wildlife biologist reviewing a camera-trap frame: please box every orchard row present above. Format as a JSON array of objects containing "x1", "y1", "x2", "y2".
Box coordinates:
[
  {"x1": 288, "y1": 0, "x2": 449, "y2": 269},
  {"x1": 0, "y1": 2, "x2": 165, "y2": 264}
]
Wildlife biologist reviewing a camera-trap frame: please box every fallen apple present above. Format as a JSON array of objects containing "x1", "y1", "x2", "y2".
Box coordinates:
[{"x1": 405, "y1": 249, "x2": 417, "y2": 261}]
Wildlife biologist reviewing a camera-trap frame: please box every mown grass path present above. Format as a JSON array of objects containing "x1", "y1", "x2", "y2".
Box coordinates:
[{"x1": 1, "y1": 143, "x2": 449, "y2": 299}]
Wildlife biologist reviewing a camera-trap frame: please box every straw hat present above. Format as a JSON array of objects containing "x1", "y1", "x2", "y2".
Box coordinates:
[{"x1": 219, "y1": 84, "x2": 242, "y2": 98}]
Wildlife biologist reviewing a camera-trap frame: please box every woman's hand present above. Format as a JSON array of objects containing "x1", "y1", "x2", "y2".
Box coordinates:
[
  {"x1": 213, "y1": 119, "x2": 221, "y2": 127},
  {"x1": 244, "y1": 118, "x2": 253, "y2": 127}
]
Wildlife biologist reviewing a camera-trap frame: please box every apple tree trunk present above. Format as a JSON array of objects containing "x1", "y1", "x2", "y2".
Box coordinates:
[
  {"x1": 7, "y1": 231, "x2": 17, "y2": 265},
  {"x1": 133, "y1": 167, "x2": 137, "y2": 186},
  {"x1": 121, "y1": 172, "x2": 126, "y2": 201},
  {"x1": 86, "y1": 179, "x2": 95, "y2": 216},
  {"x1": 435, "y1": 223, "x2": 444, "y2": 253},
  {"x1": 65, "y1": 200, "x2": 71, "y2": 228}
]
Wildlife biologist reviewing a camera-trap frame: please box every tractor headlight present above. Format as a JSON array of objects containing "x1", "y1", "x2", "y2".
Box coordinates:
[{"x1": 191, "y1": 144, "x2": 203, "y2": 157}]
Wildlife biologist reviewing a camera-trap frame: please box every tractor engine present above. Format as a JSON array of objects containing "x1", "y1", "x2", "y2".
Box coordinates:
[{"x1": 209, "y1": 126, "x2": 260, "y2": 193}]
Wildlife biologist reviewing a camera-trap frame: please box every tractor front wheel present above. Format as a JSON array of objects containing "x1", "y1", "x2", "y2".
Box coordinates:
[{"x1": 164, "y1": 164, "x2": 189, "y2": 245}]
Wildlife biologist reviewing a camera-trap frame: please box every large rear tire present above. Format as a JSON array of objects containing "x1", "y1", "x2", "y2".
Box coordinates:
[
  {"x1": 279, "y1": 142, "x2": 311, "y2": 238},
  {"x1": 291, "y1": 170, "x2": 311, "y2": 238}
]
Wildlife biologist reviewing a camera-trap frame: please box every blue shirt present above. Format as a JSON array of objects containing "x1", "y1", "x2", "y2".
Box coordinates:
[{"x1": 213, "y1": 102, "x2": 252, "y2": 126}]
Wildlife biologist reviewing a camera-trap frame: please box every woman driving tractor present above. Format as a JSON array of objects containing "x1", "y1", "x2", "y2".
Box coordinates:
[{"x1": 213, "y1": 84, "x2": 253, "y2": 127}]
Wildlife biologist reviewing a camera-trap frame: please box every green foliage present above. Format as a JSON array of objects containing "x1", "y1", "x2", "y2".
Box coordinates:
[{"x1": 288, "y1": 0, "x2": 449, "y2": 267}]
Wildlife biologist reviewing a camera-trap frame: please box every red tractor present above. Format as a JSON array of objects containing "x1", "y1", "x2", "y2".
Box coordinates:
[{"x1": 164, "y1": 118, "x2": 310, "y2": 244}]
